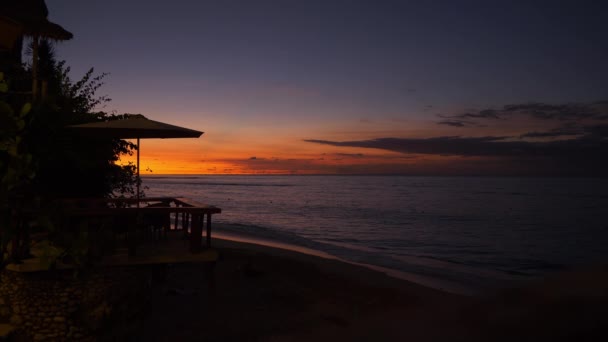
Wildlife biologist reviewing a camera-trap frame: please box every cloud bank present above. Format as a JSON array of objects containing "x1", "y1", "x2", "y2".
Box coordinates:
[
  {"x1": 437, "y1": 101, "x2": 608, "y2": 131},
  {"x1": 305, "y1": 101, "x2": 608, "y2": 176},
  {"x1": 305, "y1": 131, "x2": 608, "y2": 158}
]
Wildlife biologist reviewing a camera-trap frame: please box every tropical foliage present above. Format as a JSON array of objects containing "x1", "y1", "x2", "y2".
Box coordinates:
[{"x1": 0, "y1": 38, "x2": 140, "y2": 266}]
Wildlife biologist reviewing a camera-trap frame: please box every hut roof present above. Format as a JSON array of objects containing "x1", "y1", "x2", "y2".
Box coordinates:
[{"x1": 0, "y1": 0, "x2": 73, "y2": 40}]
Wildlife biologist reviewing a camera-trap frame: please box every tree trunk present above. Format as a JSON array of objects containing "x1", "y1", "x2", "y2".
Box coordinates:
[{"x1": 31, "y1": 35, "x2": 39, "y2": 101}]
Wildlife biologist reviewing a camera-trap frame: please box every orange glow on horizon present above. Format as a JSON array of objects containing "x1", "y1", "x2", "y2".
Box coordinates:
[
  {"x1": 119, "y1": 145, "x2": 439, "y2": 175},
  {"x1": 113, "y1": 114, "x2": 551, "y2": 175}
]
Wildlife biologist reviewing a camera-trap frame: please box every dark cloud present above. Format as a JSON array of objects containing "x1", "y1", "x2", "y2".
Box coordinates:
[
  {"x1": 335, "y1": 153, "x2": 364, "y2": 158},
  {"x1": 307, "y1": 136, "x2": 519, "y2": 157},
  {"x1": 437, "y1": 120, "x2": 466, "y2": 127},
  {"x1": 437, "y1": 120, "x2": 480, "y2": 127},
  {"x1": 303, "y1": 102, "x2": 608, "y2": 176},
  {"x1": 584, "y1": 124, "x2": 608, "y2": 138},
  {"x1": 519, "y1": 123, "x2": 608, "y2": 140},
  {"x1": 439, "y1": 109, "x2": 501, "y2": 120},
  {"x1": 502, "y1": 102, "x2": 605, "y2": 121},
  {"x1": 520, "y1": 123, "x2": 584, "y2": 139},
  {"x1": 438, "y1": 101, "x2": 608, "y2": 125},
  {"x1": 478, "y1": 109, "x2": 501, "y2": 119},
  {"x1": 304, "y1": 134, "x2": 608, "y2": 160},
  {"x1": 520, "y1": 130, "x2": 579, "y2": 138}
]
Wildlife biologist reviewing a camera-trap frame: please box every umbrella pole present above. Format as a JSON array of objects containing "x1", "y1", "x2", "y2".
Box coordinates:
[
  {"x1": 137, "y1": 138, "x2": 140, "y2": 208},
  {"x1": 130, "y1": 138, "x2": 141, "y2": 257}
]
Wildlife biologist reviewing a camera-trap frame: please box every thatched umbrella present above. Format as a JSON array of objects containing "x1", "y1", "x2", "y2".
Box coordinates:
[
  {"x1": 68, "y1": 114, "x2": 204, "y2": 205},
  {"x1": 0, "y1": 0, "x2": 73, "y2": 98}
]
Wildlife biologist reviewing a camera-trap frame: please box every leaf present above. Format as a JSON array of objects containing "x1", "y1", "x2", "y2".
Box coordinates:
[{"x1": 20, "y1": 103, "x2": 32, "y2": 117}]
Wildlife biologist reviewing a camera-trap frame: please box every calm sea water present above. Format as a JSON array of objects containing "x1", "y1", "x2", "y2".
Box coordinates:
[{"x1": 143, "y1": 175, "x2": 608, "y2": 294}]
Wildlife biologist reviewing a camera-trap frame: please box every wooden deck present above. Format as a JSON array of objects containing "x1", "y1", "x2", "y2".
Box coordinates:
[
  {"x1": 60, "y1": 197, "x2": 221, "y2": 255},
  {"x1": 6, "y1": 197, "x2": 223, "y2": 273}
]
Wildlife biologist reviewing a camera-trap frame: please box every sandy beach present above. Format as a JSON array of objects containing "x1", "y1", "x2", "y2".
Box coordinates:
[{"x1": 110, "y1": 237, "x2": 608, "y2": 342}]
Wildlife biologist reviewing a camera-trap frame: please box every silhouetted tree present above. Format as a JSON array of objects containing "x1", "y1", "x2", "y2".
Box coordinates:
[{"x1": 1, "y1": 39, "x2": 139, "y2": 264}]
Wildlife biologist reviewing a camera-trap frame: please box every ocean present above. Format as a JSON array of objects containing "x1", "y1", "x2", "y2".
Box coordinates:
[{"x1": 143, "y1": 175, "x2": 608, "y2": 294}]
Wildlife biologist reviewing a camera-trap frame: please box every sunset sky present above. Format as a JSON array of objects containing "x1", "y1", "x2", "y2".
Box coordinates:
[{"x1": 46, "y1": 0, "x2": 607, "y2": 175}]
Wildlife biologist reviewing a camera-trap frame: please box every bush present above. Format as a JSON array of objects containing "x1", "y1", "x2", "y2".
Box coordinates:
[{"x1": 0, "y1": 40, "x2": 140, "y2": 266}]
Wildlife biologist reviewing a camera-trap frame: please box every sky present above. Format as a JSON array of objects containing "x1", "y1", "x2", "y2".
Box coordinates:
[{"x1": 45, "y1": 0, "x2": 607, "y2": 175}]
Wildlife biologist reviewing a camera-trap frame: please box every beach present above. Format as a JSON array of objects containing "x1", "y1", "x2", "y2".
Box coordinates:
[{"x1": 121, "y1": 237, "x2": 608, "y2": 341}]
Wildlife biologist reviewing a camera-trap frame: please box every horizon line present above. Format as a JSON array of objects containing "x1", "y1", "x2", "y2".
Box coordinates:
[{"x1": 140, "y1": 173, "x2": 608, "y2": 178}]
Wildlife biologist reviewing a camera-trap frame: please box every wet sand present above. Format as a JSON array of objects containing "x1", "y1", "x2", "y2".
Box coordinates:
[{"x1": 119, "y1": 238, "x2": 608, "y2": 341}]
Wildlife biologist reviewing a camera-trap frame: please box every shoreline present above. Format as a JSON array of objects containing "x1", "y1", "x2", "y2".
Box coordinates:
[
  {"x1": 213, "y1": 230, "x2": 477, "y2": 295},
  {"x1": 211, "y1": 234, "x2": 456, "y2": 297}
]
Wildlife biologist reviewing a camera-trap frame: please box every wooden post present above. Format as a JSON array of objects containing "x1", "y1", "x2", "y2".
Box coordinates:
[
  {"x1": 31, "y1": 35, "x2": 39, "y2": 101},
  {"x1": 136, "y1": 138, "x2": 140, "y2": 208},
  {"x1": 181, "y1": 213, "x2": 190, "y2": 241},
  {"x1": 174, "y1": 207, "x2": 179, "y2": 231},
  {"x1": 163, "y1": 210, "x2": 170, "y2": 240},
  {"x1": 206, "y1": 213, "x2": 212, "y2": 248},
  {"x1": 189, "y1": 213, "x2": 202, "y2": 253},
  {"x1": 184, "y1": 213, "x2": 190, "y2": 232}
]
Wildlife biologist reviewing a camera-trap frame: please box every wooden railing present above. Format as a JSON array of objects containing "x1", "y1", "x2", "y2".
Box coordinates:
[{"x1": 59, "y1": 197, "x2": 222, "y2": 256}]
